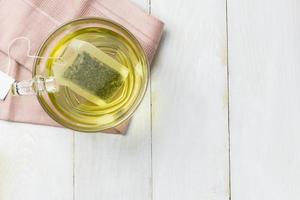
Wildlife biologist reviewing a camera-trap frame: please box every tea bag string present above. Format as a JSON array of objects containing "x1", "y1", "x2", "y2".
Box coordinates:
[{"x1": 6, "y1": 37, "x2": 63, "y2": 75}]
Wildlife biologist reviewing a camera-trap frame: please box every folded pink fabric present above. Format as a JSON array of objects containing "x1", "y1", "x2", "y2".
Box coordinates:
[{"x1": 0, "y1": 0, "x2": 164, "y2": 133}]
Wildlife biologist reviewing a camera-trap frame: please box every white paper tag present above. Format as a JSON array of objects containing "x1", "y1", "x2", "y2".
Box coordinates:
[{"x1": 0, "y1": 71, "x2": 15, "y2": 100}]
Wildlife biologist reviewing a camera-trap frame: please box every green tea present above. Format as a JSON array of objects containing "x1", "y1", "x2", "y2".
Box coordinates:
[
  {"x1": 46, "y1": 27, "x2": 147, "y2": 128},
  {"x1": 63, "y1": 52, "x2": 123, "y2": 101}
]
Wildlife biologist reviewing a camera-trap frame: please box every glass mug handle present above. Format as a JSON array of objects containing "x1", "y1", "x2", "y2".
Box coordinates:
[{"x1": 11, "y1": 76, "x2": 58, "y2": 96}]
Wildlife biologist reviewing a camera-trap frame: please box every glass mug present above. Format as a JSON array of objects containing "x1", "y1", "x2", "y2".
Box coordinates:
[{"x1": 10, "y1": 18, "x2": 149, "y2": 132}]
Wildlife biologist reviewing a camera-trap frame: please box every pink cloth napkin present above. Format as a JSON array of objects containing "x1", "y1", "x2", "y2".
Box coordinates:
[{"x1": 0, "y1": 0, "x2": 164, "y2": 133}]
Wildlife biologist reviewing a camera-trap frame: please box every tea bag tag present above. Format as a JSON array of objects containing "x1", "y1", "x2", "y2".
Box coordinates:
[{"x1": 0, "y1": 70, "x2": 15, "y2": 101}]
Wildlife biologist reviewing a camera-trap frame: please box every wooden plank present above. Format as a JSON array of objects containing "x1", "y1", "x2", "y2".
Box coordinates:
[
  {"x1": 131, "y1": 0, "x2": 149, "y2": 11},
  {"x1": 74, "y1": 1, "x2": 152, "y2": 199},
  {"x1": 151, "y1": 0, "x2": 229, "y2": 199},
  {"x1": 228, "y1": 0, "x2": 300, "y2": 199},
  {"x1": 0, "y1": 121, "x2": 73, "y2": 200}
]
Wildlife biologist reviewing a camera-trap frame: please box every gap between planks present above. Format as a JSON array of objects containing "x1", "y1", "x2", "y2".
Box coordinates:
[
  {"x1": 148, "y1": 0, "x2": 153, "y2": 200},
  {"x1": 225, "y1": 0, "x2": 232, "y2": 199},
  {"x1": 72, "y1": 132, "x2": 75, "y2": 200}
]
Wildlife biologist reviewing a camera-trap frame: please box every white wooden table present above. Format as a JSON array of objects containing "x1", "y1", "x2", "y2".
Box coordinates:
[{"x1": 1, "y1": 0, "x2": 300, "y2": 199}]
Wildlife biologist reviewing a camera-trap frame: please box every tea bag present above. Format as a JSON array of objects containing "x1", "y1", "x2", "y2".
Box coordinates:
[{"x1": 52, "y1": 39, "x2": 129, "y2": 106}]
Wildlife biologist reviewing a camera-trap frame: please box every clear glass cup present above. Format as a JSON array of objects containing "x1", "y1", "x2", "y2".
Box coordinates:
[{"x1": 12, "y1": 18, "x2": 149, "y2": 132}]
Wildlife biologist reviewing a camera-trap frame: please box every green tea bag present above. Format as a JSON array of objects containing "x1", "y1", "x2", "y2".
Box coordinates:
[{"x1": 52, "y1": 39, "x2": 129, "y2": 106}]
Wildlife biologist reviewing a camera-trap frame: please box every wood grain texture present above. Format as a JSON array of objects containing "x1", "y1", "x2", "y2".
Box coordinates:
[
  {"x1": 228, "y1": 0, "x2": 300, "y2": 199},
  {"x1": 7, "y1": 0, "x2": 300, "y2": 199},
  {"x1": 151, "y1": 0, "x2": 229, "y2": 199},
  {"x1": 0, "y1": 121, "x2": 73, "y2": 200},
  {"x1": 74, "y1": 2, "x2": 152, "y2": 200}
]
